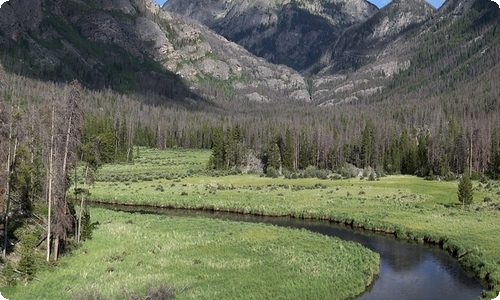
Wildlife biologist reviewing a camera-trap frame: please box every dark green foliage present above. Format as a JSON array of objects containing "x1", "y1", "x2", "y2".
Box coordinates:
[
  {"x1": 360, "y1": 122, "x2": 374, "y2": 168},
  {"x1": 282, "y1": 128, "x2": 294, "y2": 171},
  {"x1": 458, "y1": 171, "x2": 473, "y2": 207},
  {"x1": 264, "y1": 143, "x2": 282, "y2": 175},
  {"x1": 10, "y1": 146, "x2": 44, "y2": 214},
  {"x1": 265, "y1": 167, "x2": 280, "y2": 178},
  {"x1": 82, "y1": 115, "x2": 116, "y2": 166},
  {"x1": 489, "y1": 129, "x2": 500, "y2": 180},
  {"x1": 80, "y1": 209, "x2": 95, "y2": 242},
  {"x1": 207, "y1": 125, "x2": 248, "y2": 171},
  {"x1": 15, "y1": 226, "x2": 40, "y2": 282},
  {"x1": 207, "y1": 126, "x2": 225, "y2": 170},
  {"x1": 2, "y1": 262, "x2": 16, "y2": 287}
]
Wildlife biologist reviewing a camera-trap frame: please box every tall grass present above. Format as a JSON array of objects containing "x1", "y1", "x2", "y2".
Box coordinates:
[
  {"x1": 85, "y1": 148, "x2": 500, "y2": 298},
  {"x1": 3, "y1": 208, "x2": 379, "y2": 300}
]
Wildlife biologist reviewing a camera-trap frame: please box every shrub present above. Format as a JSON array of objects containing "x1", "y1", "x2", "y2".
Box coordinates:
[
  {"x1": 339, "y1": 164, "x2": 357, "y2": 179},
  {"x1": 2, "y1": 262, "x2": 16, "y2": 287},
  {"x1": 368, "y1": 172, "x2": 376, "y2": 181},
  {"x1": 266, "y1": 167, "x2": 280, "y2": 178}
]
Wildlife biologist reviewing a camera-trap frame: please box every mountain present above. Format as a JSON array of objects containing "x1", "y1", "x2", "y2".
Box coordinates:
[
  {"x1": 311, "y1": 0, "x2": 500, "y2": 105},
  {"x1": 164, "y1": 0, "x2": 378, "y2": 71},
  {"x1": 0, "y1": 0, "x2": 498, "y2": 109},
  {"x1": 315, "y1": 0, "x2": 435, "y2": 74},
  {"x1": 0, "y1": 0, "x2": 310, "y2": 107}
]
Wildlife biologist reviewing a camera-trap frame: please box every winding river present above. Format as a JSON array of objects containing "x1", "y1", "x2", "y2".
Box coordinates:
[{"x1": 95, "y1": 204, "x2": 484, "y2": 300}]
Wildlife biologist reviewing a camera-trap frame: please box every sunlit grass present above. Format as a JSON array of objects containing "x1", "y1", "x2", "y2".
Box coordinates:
[
  {"x1": 84, "y1": 148, "x2": 500, "y2": 297},
  {"x1": 3, "y1": 208, "x2": 379, "y2": 300}
]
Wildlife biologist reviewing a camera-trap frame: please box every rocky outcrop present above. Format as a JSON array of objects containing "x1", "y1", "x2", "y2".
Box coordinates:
[
  {"x1": 0, "y1": 0, "x2": 43, "y2": 40},
  {"x1": 164, "y1": 0, "x2": 378, "y2": 71},
  {"x1": 317, "y1": 0, "x2": 435, "y2": 74},
  {"x1": 0, "y1": 0, "x2": 310, "y2": 104}
]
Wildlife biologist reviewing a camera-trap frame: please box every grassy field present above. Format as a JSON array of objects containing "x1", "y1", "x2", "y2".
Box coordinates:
[
  {"x1": 82, "y1": 148, "x2": 500, "y2": 298},
  {"x1": 2, "y1": 208, "x2": 379, "y2": 300}
]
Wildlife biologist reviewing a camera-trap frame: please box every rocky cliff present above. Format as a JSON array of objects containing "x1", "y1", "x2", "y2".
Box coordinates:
[
  {"x1": 164, "y1": 0, "x2": 378, "y2": 71},
  {"x1": 0, "y1": 0, "x2": 310, "y2": 105}
]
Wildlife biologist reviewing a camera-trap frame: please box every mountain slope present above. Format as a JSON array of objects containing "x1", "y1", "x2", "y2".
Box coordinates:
[
  {"x1": 315, "y1": 0, "x2": 435, "y2": 74},
  {"x1": 0, "y1": 0, "x2": 310, "y2": 106},
  {"x1": 164, "y1": 0, "x2": 378, "y2": 71},
  {"x1": 312, "y1": 0, "x2": 500, "y2": 105}
]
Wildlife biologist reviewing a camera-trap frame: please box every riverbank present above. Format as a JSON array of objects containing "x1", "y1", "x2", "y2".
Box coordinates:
[
  {"x1": 82, "y1": 149, "x2": 500, "y2": 298},
  {"x1": 2, "y1": 208, "x2": 380, "y2": 300}
]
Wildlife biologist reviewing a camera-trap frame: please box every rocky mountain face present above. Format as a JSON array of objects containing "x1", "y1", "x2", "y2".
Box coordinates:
[
  {"x1": 0, "y1": 0, "x2": 310, "y2": 106},
  {"x1": 0, "y1": 0, "x2": 498, "y2": 109},
  {"x1": 164, "y1": 0, "x2": 378, "y2": 71},
  {"x1": 312, "y1": 0, "x2": 500, "y2": 105},
  {"x1": 311, "y1": 0, "x2": 436, "y2": 104},
  {"x1": 315, "y1": 0, "x2": 435, "y2": 74}
]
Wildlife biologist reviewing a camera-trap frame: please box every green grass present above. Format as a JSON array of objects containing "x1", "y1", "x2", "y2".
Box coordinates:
[
  {"x1": 3, "y1": 208, "x2": 379, "y2": 300},
  {"x1": 84, "y1": 148, "x2": 500, "y2": 298}
]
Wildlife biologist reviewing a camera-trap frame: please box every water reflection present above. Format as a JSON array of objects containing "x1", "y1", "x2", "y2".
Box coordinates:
[{"x1": 94, "y1": 204, "x2": 483, "y2": 300}]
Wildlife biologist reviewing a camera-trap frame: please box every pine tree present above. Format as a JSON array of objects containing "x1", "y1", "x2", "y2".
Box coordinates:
[
  {"x1": 360, "y1": 122, "x2": 373, "y2": 168},
  {"x1": 208, "y1": 126, "x2": 225, "y2": 169},
  {"x1": 488, "y1": 129, "x2": 500, "y2": 179},
  {"x1": 458, "y1": 169, "x2": 473, "y2": 208},
  {"x1": 282, "y1": 128, "x2": 294, "y2": 171}
]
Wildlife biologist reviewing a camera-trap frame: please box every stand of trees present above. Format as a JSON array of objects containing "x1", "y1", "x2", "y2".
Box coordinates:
[{"x1": 0, "y1": 79, "x2": 96, "y2": 284}]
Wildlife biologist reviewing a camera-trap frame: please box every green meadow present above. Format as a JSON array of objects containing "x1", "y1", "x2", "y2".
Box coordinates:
[
  {"x1": 5, "y1": 148, "x2": 500, "y2": 299},
  {"x1": 86, "y1": 148, "x2": 500, "y2": 297},
  {"x1": 3, "y1": 208, "x2": 379, "y2": 300}
]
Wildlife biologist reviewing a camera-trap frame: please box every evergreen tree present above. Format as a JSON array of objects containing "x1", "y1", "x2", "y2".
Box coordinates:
[
  {"x1": 417, "y1": 133, "x2": 430, "y2": 177},
  {"x1": 208, "y1": 126, "x2": 225, "y2": 170},
  {"x1": 282, "y1": 128, "x2": 294, "y2": 171},
  {"x1": 360, "y1": 122, "x2": 374, "y2": 168},
  {"x1": 267, "y1": 143, "x2": 282, "y2": 173},
  {"x1": 488, "y1": 129, "x2": 500, "y2": 179},
  {"x1": 458, "y1": 169, "x2": 473, "y2": 208}
]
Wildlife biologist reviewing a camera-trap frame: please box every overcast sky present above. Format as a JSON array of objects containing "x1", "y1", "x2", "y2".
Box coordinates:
[{"x1": 153, "y1": 0, "x2": 446, "y2": 9}]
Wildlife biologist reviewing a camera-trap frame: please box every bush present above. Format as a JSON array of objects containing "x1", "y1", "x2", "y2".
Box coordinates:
[
  {"x1": 368, "y1": 172, "x2": 376, "y2": 181},
  {"x1": 339, "y1": 164, "x2": 357, "y2": 179},
  {"x1": 442, "y1": 172, "x2": 456, "y2": 181},
  {"x1": 2, "y1": 262, "x2": 16, "y2": 287},
  {"x1": 329, "y1": 173, "x2": 342, "y2": 180},
  {"x1": 266, "y1": 167, "x2": 280, "y2": 178}
]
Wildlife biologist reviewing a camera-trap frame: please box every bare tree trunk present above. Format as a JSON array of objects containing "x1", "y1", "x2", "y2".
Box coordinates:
[
  {"x1": 77, "y1": 166, "x2": 89, "y2": 243},
  {"x1": 47, "y1": 107, "x2": 55, "y2": 262},
  {"x1": 53, "y1": 113, "x2": 73, "y2": 262},
  {"x1": 2, "y1": 111, "x2": 13, "y2": 260}
]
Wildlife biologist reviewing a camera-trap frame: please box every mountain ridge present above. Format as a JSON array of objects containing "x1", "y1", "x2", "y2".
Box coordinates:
[
  {"x1": 164, "y1": 0, "x2": 378, "y2": 70},
  {"x1": 0, "y1": 0, "x2": 310, "y2": 106}
]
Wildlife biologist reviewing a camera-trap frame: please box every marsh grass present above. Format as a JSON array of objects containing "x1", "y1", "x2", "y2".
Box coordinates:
[
  {"x1": 82, "y1": 148, "x2": 500, "y2": 297},
  {"x1": 3, "y1": 209, "x2": 379, "y2": 300}
]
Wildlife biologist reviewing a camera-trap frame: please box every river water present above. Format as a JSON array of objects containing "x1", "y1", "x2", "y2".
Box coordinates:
[{"x1": 95, "y1": 204, "x2": 484, "y2": 300}]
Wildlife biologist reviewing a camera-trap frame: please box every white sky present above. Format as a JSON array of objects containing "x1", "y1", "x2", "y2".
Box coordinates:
[
  {"x1": 0, "y1": 0, "x2": 8, "y2": 6},
  {"x1": 154, "y1": 1, "x2": 500, "y2": 10}
]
